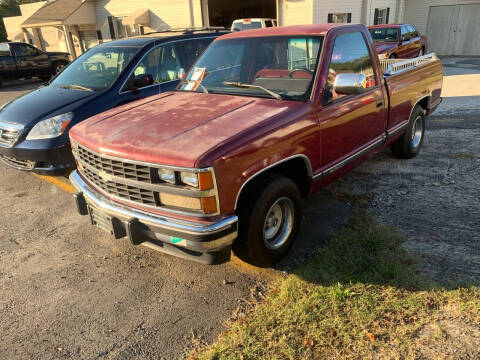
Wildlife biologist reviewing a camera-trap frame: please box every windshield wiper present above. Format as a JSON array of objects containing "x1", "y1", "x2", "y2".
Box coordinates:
[
  {"x1": 222, "y1": 81, "x2": 282, "y2": 100},
  {"x1": 59, "y1": 84, "x2": 94, "y2": 92}
]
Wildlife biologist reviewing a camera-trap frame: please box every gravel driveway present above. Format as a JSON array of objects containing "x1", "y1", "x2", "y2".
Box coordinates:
[{"x1": 0, "y1": 61, "x2": 478, "y2": 359}]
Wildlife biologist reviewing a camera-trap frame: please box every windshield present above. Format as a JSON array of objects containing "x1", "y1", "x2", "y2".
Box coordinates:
[
  {"x1": 232, "y1": 21, "x2": 263, "y2": 31},
  {"x1": 179, "y1": 36, "x2": 323, "y2": 101},
  {"x1": 369, "y1": 28, "x2": 399, "y2": 42},
  {"x1": 51, "y1": 46, "x2": 139, "y2": 90}
]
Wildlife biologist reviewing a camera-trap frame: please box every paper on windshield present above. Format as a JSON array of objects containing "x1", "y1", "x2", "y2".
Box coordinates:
[{"x1": 184, "y1": 67, "x2": 206, "y2": 91}]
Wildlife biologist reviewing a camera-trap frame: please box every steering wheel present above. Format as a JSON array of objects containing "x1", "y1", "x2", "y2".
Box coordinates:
[{"x1": 288, "y1": 68, "x2": 314, "y2": 77}]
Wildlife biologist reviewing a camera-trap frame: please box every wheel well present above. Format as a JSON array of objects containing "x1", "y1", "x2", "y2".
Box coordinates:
[
  {"x1": 417, "y1": 97, "x2": 429, "y2": 112},
  {"x1": 235, "y1": 157, "x2": 311, "y2": 211}
]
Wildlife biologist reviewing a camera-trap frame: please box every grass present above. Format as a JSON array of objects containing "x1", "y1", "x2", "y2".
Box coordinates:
[
  {"x1": 450, "y1": 152, "x2": 478, "y2": 159},
  {"x1": 188, "y1": 205, "x2": 480, "y2": 359}
]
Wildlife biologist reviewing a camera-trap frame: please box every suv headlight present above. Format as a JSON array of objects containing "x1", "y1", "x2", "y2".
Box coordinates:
[{"x1": 26, "y1": 112, "x2": 73, "y2": 140}]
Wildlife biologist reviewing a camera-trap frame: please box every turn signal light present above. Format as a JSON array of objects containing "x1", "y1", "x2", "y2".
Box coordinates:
[
  {"x1": 201, "y1": 196, "x2": 217, "y2": 214},
  {"x1": 198, "y1": 171, "x2": 214, "y2": 190}
]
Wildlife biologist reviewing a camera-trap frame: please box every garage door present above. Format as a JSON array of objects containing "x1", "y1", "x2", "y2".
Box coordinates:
[
  {"x1": 426, "y1": 4, "x2": 480, "y2": 56},
  {"x1": 205, "y1": 0, "x2": 276, "y2": 29}
]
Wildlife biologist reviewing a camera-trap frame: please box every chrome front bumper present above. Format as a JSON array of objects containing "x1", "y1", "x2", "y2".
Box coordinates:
[{"x1": 69, "y1": 170, "x2": 237, "y2": 264}]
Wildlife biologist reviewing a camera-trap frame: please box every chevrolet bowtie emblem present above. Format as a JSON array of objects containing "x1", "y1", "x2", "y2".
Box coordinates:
[{"x1": 98, "y1": 170, "x2": 113, "y2": 182}]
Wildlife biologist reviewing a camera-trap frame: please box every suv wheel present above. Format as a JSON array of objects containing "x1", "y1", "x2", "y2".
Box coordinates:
[{"x1": 234, "y1": 175, "x2": 302, "y2": 266}]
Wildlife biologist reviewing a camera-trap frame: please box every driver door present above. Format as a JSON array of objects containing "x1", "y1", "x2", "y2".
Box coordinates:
[
  {"x1": 317, "y1": 31, "x2": 386, "y2": 172},
  {"x1": 11, "y1": 43, "x2": 49, "y2": 77}
]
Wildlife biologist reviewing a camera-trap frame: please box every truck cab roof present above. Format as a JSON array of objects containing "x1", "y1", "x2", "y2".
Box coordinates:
[{"x1": 221, "y1": 23, "x2": 365, "y2": 39}]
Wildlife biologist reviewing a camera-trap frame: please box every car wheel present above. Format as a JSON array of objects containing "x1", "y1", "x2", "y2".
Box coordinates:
[
  {"x1": 418, "y1": 47, "x2": 424, "y2": 57},
  {"x1": 53, "y1": 62, "x2": 66, "y2": 74},
  {"x1": 389, "y1": 53, "x2": 397, "y2": 59},
  {"x1": 391, "y1": 106, "x2": 426, "y2": 159},
  {"x1": 234, "y1": 175, "x2": 303, "y2": 267}
]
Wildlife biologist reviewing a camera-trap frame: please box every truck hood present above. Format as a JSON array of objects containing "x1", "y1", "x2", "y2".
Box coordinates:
[
  {"x1": 0, "y1": 85, "x2": 98, "y2": 127},
  {"x1": 373, "y1": 42, "x2": 397, "y2": 54},
  {"x1": 70, "y1": 91, "x2": 303, "y2": 167}
]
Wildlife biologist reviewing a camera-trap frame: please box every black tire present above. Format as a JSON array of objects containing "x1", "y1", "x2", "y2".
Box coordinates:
[
  {"x1": 234, "y1": 175, "x2": 303, "y2": 267},
  {"x1": 418, "y1": 47, "x2": 425, "y2": 57},
  {"x1": 389, "y1": 53, "x2": 397, "y2": 59},
  {"x1": 52, "y1": 62, "x2": 67, "y2": 75},
  {"x1": 391, "y1": 106, "x2": 426, "y2": 159}
]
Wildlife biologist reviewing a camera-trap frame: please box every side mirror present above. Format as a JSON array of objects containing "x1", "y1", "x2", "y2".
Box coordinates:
[
  {"x1": 333, "y1": 73, "x2": 367, "y2": 96},
  {"x1": 131, "y1": 74, "x2": 154, "y2": 90}
]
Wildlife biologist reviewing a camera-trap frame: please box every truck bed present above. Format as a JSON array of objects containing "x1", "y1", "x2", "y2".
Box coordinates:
[{"x1": 382, "y1": 53, "x2": 444, "y2": 135}]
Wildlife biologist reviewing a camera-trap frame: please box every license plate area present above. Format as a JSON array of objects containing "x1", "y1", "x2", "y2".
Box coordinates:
[{"x1": 88, "y1": 206, "x2": 126, "y2": 239}]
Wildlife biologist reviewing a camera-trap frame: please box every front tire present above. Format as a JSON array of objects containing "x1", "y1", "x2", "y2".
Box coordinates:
[
  {"x1": 391, "y1": 106, "x2": 426, "y2": 159},
  {"x1": 234, "y1": 175, "x2": 303, "y2": 267},
  {"x1": 389, "y1": 53, "x2": 397, "y2": 59}
]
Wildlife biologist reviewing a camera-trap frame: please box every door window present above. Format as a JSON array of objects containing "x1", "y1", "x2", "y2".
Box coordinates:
[
  {"x1": 0, "y1": 43, "x2": 11, "y2": 56},
  {"x1": 325, "y1": 32, "x2": 376, "y2": 104},
  {"x1": 401, "y1": 25, "x2": 410, "y2": 41},
  {"x1": 174, "y1": 38, "x2": 214, "y2": 71},
  {"x1": 13, "y1": 44, "x2": 39, "y2": 57},
  {"x1": 407, "y1": 25, "x2": 418, "y2": 38},
  {"x1": 158, "y1": 44, "x2": 181, "y2": 82}
]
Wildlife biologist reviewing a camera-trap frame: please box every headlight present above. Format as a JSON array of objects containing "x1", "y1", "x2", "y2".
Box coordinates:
[
  {"x1": 26, "y1": 112, "x2": 73, "y2": 140},
  {"x1": 378, "y1": 53, "x2": 389, "y2": 59},
  {"x1": 180, "y1": 171, "x2": 199, "y2": 187},
  {"x1": 158, "y1": 168, "x2": 175, "y2": 184}
]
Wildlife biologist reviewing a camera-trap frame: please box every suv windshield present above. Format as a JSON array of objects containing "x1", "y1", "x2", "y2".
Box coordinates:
[
  {"x1": 369, "y1": 28, "x2": 399, "y2": 42},
  {"x1": 179, "y1": 36, "x2": 323, "y2": 101},
  {"x1": 51, "y1": 46, "x2": 139, "y2": 91}
]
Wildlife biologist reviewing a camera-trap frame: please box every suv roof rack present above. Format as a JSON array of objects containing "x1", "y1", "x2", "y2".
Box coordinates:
[{"x1": 144, "y1": 27, "x2": 228, "y2": 36}]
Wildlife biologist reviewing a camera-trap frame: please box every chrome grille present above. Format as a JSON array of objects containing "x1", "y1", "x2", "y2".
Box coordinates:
[
  {"x1": 76, "y1": 144, "x2": 152, "y2": 183},
  {"x1": 0, "y1": 155, "x2": 35, "y2": 170},
  {"x1": 0, "y1": 121, "x2": 23, "y2": 146},
  {"x1": 71, "y1": 141, "x2": 219, "y2": 216},
  {"x1": 82, "y1": 167, "x2": 158, "y2": 206}
]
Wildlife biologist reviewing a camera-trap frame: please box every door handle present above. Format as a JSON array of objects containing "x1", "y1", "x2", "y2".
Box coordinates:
[{"x1": 376, "y1": 101, "x2": 384, "y2": 108}]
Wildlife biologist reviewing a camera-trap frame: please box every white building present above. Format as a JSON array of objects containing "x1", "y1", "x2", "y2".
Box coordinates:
[{"x1": 3, "y1": 0, "x2": 480, "y2": 57}]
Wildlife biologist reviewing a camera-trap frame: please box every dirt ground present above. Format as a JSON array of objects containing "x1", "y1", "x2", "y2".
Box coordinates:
[{"x1": 0, "y1": 60, "x2": 479, "y2": 359}]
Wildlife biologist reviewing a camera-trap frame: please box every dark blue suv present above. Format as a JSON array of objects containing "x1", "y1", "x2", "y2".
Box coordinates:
[{"x1": 0, "y1": 29, "x2": 227, "y2": 175}]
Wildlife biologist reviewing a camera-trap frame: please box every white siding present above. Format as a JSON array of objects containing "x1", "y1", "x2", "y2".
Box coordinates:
[
  {"x1": 365, "y1": 0, "x2": 402, "y2": 25},
  {"x1": 278, "y1": 0, "x2": 313, "y2": 26},
  {"x1": 94, "y1": 0, "x2": 203, "y2": 40},
  {"x1": 313, "y1": 0, "x2": 363, "y2": 24},
  {"x1": 404, "y1": 0, "x2": 480, "y2": 34}
]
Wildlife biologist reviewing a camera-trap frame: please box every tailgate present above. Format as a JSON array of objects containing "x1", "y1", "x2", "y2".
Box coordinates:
[{"x1": 383, "y1": 54, "x2": 443, "y2": 132}]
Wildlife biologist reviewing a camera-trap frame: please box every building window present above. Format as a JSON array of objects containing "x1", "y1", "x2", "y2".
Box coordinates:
[
  {"x1": 327, "y1": 13, "x2": 352, "y2": 23},
  {"x1": 374, "y1": 8, "x2": 390, "y2": 25}
]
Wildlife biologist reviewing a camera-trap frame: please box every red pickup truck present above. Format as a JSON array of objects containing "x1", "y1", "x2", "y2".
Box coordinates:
[
  {"x1": 69, "y1": 24, "x2": 443, "y2": 266},
  {"x1": 368, "y1": 24, "x2": 428, "y2": 59}
]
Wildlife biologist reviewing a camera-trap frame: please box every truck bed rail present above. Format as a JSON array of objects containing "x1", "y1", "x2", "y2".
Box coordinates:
[{"x1": 381, "y1": 53, "x2": 439, "y2": 76}]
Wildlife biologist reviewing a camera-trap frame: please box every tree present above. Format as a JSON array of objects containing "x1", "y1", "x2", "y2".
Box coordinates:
[{"x1": 0, "y1": 0, "x2": 43, "y2": 42}]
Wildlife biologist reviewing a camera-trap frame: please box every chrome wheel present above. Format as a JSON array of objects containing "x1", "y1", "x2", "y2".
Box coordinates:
[
  {"x1": 55, "y1": 64, "x2": 66, "y2": 73},
  {"x1": 263, "y1": 197, "x2": 294, "y2": 250},
  {"x1": 411, "y1": 115, "x2": 423, "y2": 148}
]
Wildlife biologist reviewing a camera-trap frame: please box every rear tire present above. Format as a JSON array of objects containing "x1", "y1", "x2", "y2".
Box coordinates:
[
  {"x1": 234, "y1": 175, "x2": 303, "y2": 267},
  {"x1": 391, "y1": 106, "x2": 426, "y2": 159},
  {"x1": 418, "y1": 47, "x2": 425, "y2": 57}
]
